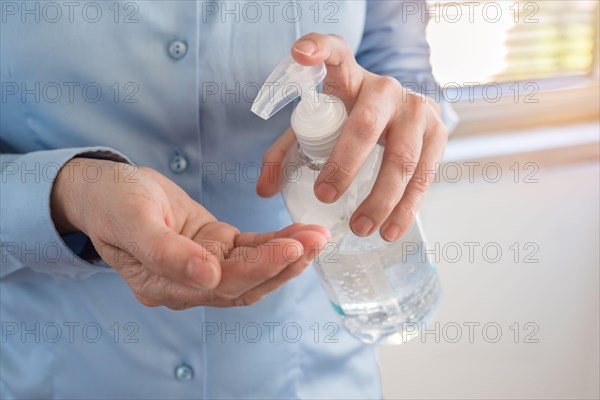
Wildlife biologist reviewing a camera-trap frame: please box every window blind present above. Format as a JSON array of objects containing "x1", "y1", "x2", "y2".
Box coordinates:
[{"x1": 426, "y1": 0, "x2": 599, "y2": 86}]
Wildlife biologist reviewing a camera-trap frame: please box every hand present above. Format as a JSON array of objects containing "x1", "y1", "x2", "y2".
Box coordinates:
[
  {"x1": 51, "y1": 158, "x2": 329, "y2": 310},
  {"x1": 257, "y1": 33, "x2": 448, "y2": 242}
]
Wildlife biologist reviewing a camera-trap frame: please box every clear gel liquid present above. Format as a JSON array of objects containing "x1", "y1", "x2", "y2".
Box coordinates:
[{"x1": 282, "y1": 144, "x2": 441, "y2": 345}]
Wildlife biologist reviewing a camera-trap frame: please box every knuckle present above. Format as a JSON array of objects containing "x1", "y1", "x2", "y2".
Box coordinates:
[
  {"x1": 348, "y1": 109, "x2": 382, "y2": 144},
  {"x1": 386, "y1": 149, "x2": 419, "y2": 176},
  {"x1": 408, "y1": 94, "x2": 427, "y2": 118},
  {"x1": 379, "y1": 76, "x2": 401, "y2": 92},
  {"x1": 417, "y1": 161, "x2": 439, "y2": 188},
  {"x1": 399, "y1": 199, "x2": 419, "y2": 222},
  {"x1": 409, "y1": 175, "x2": 430, "y2": 196}
]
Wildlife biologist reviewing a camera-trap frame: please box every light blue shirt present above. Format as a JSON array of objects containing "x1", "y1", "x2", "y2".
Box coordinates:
[{"x1": 1, "y1": 1, "x2": 454, "y2": 398}]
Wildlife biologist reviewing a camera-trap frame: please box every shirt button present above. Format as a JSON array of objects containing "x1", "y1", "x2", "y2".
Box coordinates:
[
  {"x1": 169, "y1": 150, "x2": 188, "y2": 174},
  {"x1": 168, "y1": 40, "x2": 187, "y2": 60},
  {"x1": 174, "y1": 364, "x2": 194, "y2": 381}
]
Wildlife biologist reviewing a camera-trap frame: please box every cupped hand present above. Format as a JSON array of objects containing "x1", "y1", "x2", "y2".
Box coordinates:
[
  {"x1": 51, "y1": 159, "x2": 329, "y2": 310},
  {"x1": 257, "y1": 33, "x2": 448, "y2": 242}
]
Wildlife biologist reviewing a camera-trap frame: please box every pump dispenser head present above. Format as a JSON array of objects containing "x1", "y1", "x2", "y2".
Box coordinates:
[
  {"x1": 251, "y1": 56, "x2": 326, "y2": 120},
  {"x1": 252, "y1": 56, "x2": 348, "y2": 160}
]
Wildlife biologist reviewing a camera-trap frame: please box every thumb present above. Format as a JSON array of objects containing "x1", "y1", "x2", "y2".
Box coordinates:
[
  {"x1": 257, "y1": 127, "x2": 296, "y2": 198},
  {"x1": 131, "y1": 214, "x2": 221, "y2": 289}
]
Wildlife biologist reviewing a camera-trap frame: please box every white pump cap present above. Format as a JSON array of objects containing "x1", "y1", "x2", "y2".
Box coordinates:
[{"x1": 252, "y1": 56, "x2": 347, "y2": 160}]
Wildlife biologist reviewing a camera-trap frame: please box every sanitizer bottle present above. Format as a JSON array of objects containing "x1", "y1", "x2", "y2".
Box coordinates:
[{"x1": 252, "y1": 57, "x2": 440, "y2": 345}]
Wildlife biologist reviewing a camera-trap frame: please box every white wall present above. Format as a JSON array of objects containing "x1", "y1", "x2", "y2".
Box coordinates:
[{"x1": 379, "y1": 127, "x2": 600, "y2": 399}]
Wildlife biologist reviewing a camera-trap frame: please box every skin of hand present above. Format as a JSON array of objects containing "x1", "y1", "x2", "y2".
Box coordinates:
[
  {"x1": 257, "y1": 33, "x2": 448, "y2": 243},
  {"x1": 51, "y1": 158, "x2": 330, "y2": 310}
]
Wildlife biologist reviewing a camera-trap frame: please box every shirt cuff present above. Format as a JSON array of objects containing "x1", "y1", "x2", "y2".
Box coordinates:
[{"x1": 0, "y1": 147, "x2": 130, "y2": 279}]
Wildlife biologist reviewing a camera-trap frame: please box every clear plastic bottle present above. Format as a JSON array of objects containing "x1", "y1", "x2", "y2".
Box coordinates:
[{"x1": 252, "y1": 57, "x2": 440, "y2": 345}]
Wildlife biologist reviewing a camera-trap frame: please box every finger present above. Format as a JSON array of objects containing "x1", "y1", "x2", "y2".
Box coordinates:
[
  {"x1": 380, "y1": 121, "x2": 448, "y2": 242},
  {"x1": 291, "y1": 32, "x2": 364, "y2": 104},
  {"x1": 234, "y1": 223, "x2": 304, "y2": 248},
  {"x1": 184, "y1": 221, "x2": 240, "y2": 262},
  {"x1": 140, "y1": 230, "x2": 328, "y2": 309},
  {"x1": 314, "y1": 77, "x2": 398, "y2": 203},
  {"x1": 129, "y1": 212, "x2": 221, "y2": 290},
  {"x1": 350, "y1": 99, "x2": 426, "y2": 236},
  {"x1": 218, "y1": 229, "x2": 329, "y2": 307},
  {"x1": 257, "y1": 127, "x2": 296, "y2": 198},
  {"x1": 216, "y1": 238, "x2": 304, "y2": 299},
  {"x1": 235, "y1": 223, "x2": 330, "y2": 248}
]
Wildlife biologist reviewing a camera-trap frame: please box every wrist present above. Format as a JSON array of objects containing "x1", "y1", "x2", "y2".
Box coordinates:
[
  {"x1": 50, "y1": 158, "x2": 86, "y2": 234},
  {"x1": 51, "y1": 157, "x2": 121, "y2": 235}
]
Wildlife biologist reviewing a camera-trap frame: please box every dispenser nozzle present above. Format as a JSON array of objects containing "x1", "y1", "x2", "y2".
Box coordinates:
[{"x1": 251, "y1": 56, "x2": 326, "y2": 120}]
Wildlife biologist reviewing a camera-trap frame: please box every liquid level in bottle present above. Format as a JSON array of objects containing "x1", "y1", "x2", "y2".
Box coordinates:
[{"x1": 315, "y1": 234, "x2": 441, "y2": 345}]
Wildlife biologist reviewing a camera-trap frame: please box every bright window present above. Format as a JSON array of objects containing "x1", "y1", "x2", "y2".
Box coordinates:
[{"x1": 426, "y1": 0, "x2": 599, "y2": 86}]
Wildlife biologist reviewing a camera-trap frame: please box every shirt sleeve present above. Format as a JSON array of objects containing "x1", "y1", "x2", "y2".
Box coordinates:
[
  {"x1": 355, "y1": 0, "x2": 459, "y2": 132},
  {"x1": 1, "y1": 147, "x2": 130, "y2": 280}
]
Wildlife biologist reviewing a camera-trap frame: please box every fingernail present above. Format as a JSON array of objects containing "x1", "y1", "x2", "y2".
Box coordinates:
[
  {"x1": 293, "y1": 40, "x2": 317, "y2": 56},
  {"x1": 382, "y1": 224, "x2": 402, "y2": 242},
  {"x1": 187, "y1": 258, "x2": 219, "y2": 289},
  {"x1": 315, "y1": 183, "x2": 337, "y2": 203},
  {"x1": 353, "y1": 215, "x2": 374, "y2": 236}
]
